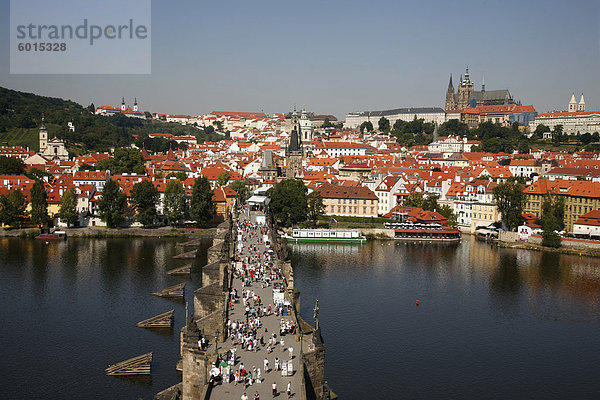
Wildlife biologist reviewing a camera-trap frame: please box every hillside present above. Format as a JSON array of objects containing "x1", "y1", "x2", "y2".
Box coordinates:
[{"x1": 0, "y1": 87, "x2": 223, "y2": 154}]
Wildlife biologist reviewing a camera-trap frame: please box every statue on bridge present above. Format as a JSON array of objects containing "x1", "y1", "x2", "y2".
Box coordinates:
[{"x1": 313, "y1": 299, "x2": 319, "y2": 331}]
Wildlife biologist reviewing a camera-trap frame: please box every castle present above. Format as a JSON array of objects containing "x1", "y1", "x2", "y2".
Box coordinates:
[{"x1": 445, "y1": 66, "x2": 515, "y2": 111}]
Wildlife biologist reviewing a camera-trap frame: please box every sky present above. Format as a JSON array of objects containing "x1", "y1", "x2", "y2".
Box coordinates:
[{"x1": 1, "y1": 0, "x2": 600, "y2": 119}]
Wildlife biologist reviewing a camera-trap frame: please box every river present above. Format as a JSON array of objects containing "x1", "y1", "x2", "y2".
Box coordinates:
[
  {"x1": 0, "y1": 237, "x2": 213, "y2": 400},
  {"x1": 290, "y1": 237, "x2": 600, "y2": 400},
  {"x1": 2, "y1": 236, "x2": 600, "y2": 399}
]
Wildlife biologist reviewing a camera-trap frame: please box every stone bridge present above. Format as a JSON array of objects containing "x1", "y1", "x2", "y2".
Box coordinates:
[{"x1": 155, "y1": 207, "x2": 333, "y2": 400}]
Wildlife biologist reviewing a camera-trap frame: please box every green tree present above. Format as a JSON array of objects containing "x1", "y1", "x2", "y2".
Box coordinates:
[
  {"x1": 229, "y1": 180, "x2": 250, "y2": 203},
  {"x1": 166, "y1": 171, "x2": 187, "y2": 180},
  {"x1": 0, "y1": 156, "x2": 25, "y2": 175},
  {"x1": 268, "y1": 179, "x2": 308, "y2": 227},
  {"x1": 422, "y1": 194, "x2": 439, "y2": 211},
  {"x1": 59, "y1": 188, "x2": 79, "y2": 227},
  {"x1": 378, "y1": 117, "x2": 390, "y2": 132},
  {"x1": 359, "y1": 121, "x2": 374, "y2": 133},
  {"x1": 307, "y1": 192, "x2": 325, "y2": 226},
  {"x1": 163, "y1": 180, "x2": 186, "y2": 226},
  {"x1": 404, "y1": 192, "x2": 423, "y2": 208},
  {"x1": 438, "y1": 204, "x2": 458, "y2": 227},
  {"x1": 552, "y1": 125, "x2": 564, "y2": 145},
  {"x1": 0, "y1": 190, "x2": 27, "y2": 228},
  {"x1": 540, "y1": 193, "x2": 565, "y2": 249},
  {"x1": 322, "y1": 118, "x2": 333, "y2": 128},
  {"x1": 30, "y1": 180, "x2": 49, "y2": 226},
  {"x1": 131, "y1": 180, "x2": 159, "y2": 227},
  {"x1": 534, "y1": 124, "x2": 550, "y2": 139},
  {"x1": 216, "y1": 171, "x2": 232, "y2": 187},
  {"x1": 97, "y1": 179, "x2": 126, "y2": 228},
  {"x1": 189, "y1": 176, "x2": 215, "y2": 227},
  {"x1": 95, "y1": 148, "x2": 146, "y2": 174},
  {"x1": 439, "y1": 119, "x2": 469, "y2": 137},
  {"x1": 493, "y1": 181, "x2": 525, "y2": 231}
]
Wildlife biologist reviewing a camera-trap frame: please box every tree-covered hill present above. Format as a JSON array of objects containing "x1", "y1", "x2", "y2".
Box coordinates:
[{"x1": 0, "y1": 87, "x2": 224, "y2": 154}]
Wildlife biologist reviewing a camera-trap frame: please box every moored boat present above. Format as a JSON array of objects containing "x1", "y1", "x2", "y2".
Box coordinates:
[{"x1": 284, "y1": 228, "x2": 366, "y2": 244}]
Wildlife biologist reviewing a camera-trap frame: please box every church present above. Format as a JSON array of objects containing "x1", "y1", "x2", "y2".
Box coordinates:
[
  {"x1": 39, "y1": 117, "x2": 69, "y2": 161},
  {"x1": 445, "y1": 66, "x2": 515, "y2": 111}
]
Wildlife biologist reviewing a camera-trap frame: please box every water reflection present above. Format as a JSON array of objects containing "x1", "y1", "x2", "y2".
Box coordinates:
[
  {"x1": 0, "y1": 237, "x2": 206, "y2": 400},
  {"x1": 291, "y1": 238, "x2": 600, "y2": 400}
]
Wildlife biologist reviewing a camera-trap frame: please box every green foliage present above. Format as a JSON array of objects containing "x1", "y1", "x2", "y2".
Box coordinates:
[
  {"x1": 534, "y1": 124, "x2": 550, "y2": 138},
  {"x1": 268, "y1": 179, "x2": 308, "y2": 227},
  {"x1": 0, "y1": 190, "x2": 27, "y2": 227},
  {"x1": 0, "y1": 87, "x2": 225, "y2": 153},
  {"x1": 60, "y1": 188, "x2": 79, "y2": 227},
  {"x1": 322, "y1": 118, "x2": 333, "y2": 128},
  {"x1": 30, "y1": 180, "x2": 49, "y2": 226},
  {"x1": 307, "y1": 192, "x2": 325, "y2": 225},
  {"x1": 166, "y1": 171, "x2": 187, "y2": 180},
  {"x1": 541, "y1": 193, "x2": 565, "y2": 232},
  {"x1": 378, "y1": 117, "x2": 390, "y2": 132},
  {"x1": 542, "y1": 230, "x2": 562, "y2": 248},
  {"x1": 216, "y1": 171, "x2": 232, "y2": 187},
  {"x1": 26, "y1": 167, "x2": 51, "y2": 181},
  {"x1": 359, "y1": 121, "x2": 374, "y2": 133},
  {"x1": 131, "y1": 180, "x2": 159, "y2": 227},
  {"x1": 94, "y1": 148, "x2": 146, "y2": 174},
  {"x1": 404, "y1": 192, "x2": 424, "y2": 208},
  {"x1": 229, "y1": 180, "x2": 250, "y2": 203},
  {"x1": 422, "y1": 194, "x2": 439, "y2": 211},
  {"x1": 189, "y1": 176, "x2": 215, "y2": 227},
  {"x1": 163, "y1": 180, "x2": 186, "y2": 226},
  {"x1": 97, "y1": 179, "x2": 126, "y2": 228},
  {"x1": 552, "y1": 125, "x2": 564, "y2": 145},
  {"x1": 472, "y1": 121, "x2": 529, "y2": 153},
  {"x1": 439, "y1": 119, "x2": 469, "y2": 137},
  {"x1": 0, "y1": 156, "x2": 25, "y2": 175},
  {"x1": 493, "y1": 181, "x2": 525, "y2": 231},
  {"x1": 438, "y1": 204, "x2": 458, "y2": 227}
]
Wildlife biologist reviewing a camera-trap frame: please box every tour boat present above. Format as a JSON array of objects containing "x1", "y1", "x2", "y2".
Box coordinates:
[{"x1": 284, "y1": 229, "x2": 366, "y2": 244}]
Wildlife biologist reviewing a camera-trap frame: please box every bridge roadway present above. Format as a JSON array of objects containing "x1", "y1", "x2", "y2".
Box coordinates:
[{"x1": 209, "y1": 208, "x2": 302, "y2": 400}]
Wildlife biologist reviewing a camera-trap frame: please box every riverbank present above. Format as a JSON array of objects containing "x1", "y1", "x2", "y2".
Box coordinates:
[
  {"x1": 0, "y1": 226, "x2": 216, "y2": 238},
  {"x1": 494, "y1": 239, "x2": 600, "y2": 257}
]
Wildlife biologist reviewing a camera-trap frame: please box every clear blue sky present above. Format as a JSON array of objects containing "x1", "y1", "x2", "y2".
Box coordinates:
[{"x1": 1, "y1": 0, "x2": 599, "y2": 119}]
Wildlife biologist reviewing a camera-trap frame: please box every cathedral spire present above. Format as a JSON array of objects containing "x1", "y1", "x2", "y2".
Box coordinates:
[
  {"x1": 448, "y1": 74, "x2": 453, "y2": 88},
  {"x1": 482, "y1": 75, "x2": 485, "y2": 92}
]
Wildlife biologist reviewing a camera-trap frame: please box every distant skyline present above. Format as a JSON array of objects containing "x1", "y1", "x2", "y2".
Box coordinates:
[{"x1": 1, "y1": 0, "x2": 600, "y2": 119}]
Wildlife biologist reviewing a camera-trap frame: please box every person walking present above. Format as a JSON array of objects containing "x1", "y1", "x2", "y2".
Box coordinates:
[
  {"x1": 288, "y1": 346, "x2": 293, "y2": 360},
  {"x1": 241, "y1": 393, "x2": 248, "y2": 400},
  {"x1": 264, "y1": 358, "x2": 269, "y2": 373},
  {"x1": 287, "y1": 381, "x2": 292, "y2": 399},
  {"x1": 272, "y1": 382, "x2": 277, "y2": 398},
  {"x1": 254, "y1": 391, "x2": 260, "y2": 400}
]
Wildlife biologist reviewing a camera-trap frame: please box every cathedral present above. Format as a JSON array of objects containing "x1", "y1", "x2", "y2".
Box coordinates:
[{"x1": 445, "y1": 66, "x2": 515, "y2": 111}]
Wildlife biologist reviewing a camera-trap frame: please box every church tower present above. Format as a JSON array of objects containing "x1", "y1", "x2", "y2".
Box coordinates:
[
  {"x1": 133, "y1": 97, "x2": 138, "y2": 112},
  {"x1": 568, "y1": 93, "x2": 577, "y2": 112},
  {"x1": 578, "y1": 94, "x2": 585, "y2": 112},
  {"x1": 39, "y1": 115, "x2": 48, "y2": 153},
  {"x1": 121, "y1": 97, "x2": 126, "y2": 111},
  {"x1": 286, "y1": 105, "x2": 303, "y2": 179},
  {"x1": 445, "y1": 74, "x2": 457, "y2": 111},
  {"x1": 457, "y1": 66, "x2": 474, "y2": 109}
]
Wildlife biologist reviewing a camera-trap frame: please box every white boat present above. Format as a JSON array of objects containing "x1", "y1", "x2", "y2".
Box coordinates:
[{"x1": 283, "y1": 229, "x2": 366, "y2": 244}]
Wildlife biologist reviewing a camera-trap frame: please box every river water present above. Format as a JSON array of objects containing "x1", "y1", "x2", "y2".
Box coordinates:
[
  {"x1": 0, "y1": 237, "x2": 213, "y2": 400},
  {"x1": 2, "y1": 236, "x2": 600, "y2": 399},
  {"x1": 290, "y1": 237, "x2": 600, "y2": 400}
]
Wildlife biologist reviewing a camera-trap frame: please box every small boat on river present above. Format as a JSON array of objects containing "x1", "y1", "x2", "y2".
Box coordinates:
[{"x1": 284, "y1": 228, "x2": 366, "y2": 244}]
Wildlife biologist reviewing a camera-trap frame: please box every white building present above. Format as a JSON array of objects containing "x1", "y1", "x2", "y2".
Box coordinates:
[
  {"x1": 528, "y1": 93, "x2": 600, "y2": 135},
  {"x1": 345, "y1": 107, "x2": 458, "y2": 129}
]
